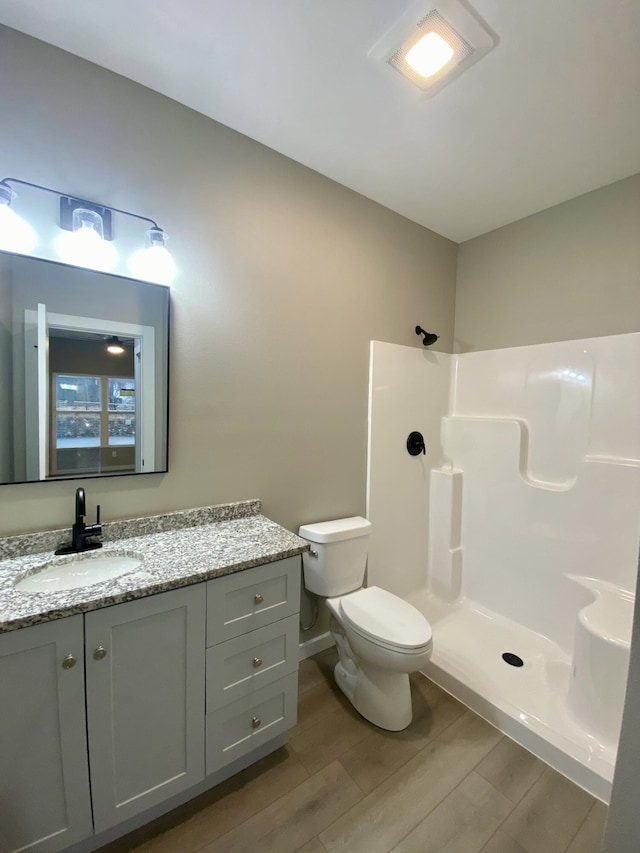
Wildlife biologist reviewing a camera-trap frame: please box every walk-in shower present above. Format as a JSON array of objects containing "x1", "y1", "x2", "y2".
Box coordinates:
[{"x1": 366, "y1": 334, "x2": 640, "y2": 801}]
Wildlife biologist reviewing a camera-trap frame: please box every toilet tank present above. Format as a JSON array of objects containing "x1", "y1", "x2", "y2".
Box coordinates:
[{"x1": 298, "y1": 516, "x2": 372, "y2": 597}]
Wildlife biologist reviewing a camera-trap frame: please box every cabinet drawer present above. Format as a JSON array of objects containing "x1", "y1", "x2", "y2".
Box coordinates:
[
  {"x1": 206, "y1": 672, "x2": 298, "y2": 775},
  {"x1": 207, "y1": 556, "x2": 301, "y2": 645},
  {"x1": 206, "y1": 614, "x2": 299, "y2": 711}
]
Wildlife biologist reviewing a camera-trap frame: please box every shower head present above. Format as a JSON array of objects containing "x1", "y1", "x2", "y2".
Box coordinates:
[{"x1": 415, "y1": 326, "x2": 439, "y2": 347}]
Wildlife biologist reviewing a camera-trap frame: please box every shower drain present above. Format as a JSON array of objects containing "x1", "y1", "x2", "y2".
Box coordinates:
[{"x1": 502, "y1": 652, "x2": 524, "y2": 667}]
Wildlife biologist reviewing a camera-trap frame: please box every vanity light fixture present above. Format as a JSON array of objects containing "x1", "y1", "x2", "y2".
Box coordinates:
[
  {"x1": 369, "y1": 0, "x2": 497, "y2": 97},
  {"x1": 106, "y1": 336, "x2": 126, "y2": 355},
  {"x1": 56, "y1": 206, "x2": 118, "y2": 272},
  {"x1": 128, "y1": 227, "x2": 177, "y2": 286},
  {"x1": 0, "y1": 176, "x2": 177, "y2": 284},
  {"x1": 0, "y1": 182, "x2": 37, "y2": 254}
]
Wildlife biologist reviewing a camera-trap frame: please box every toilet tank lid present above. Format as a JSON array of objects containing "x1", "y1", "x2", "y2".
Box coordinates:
[{"x1": 298, "y1": 516, "x2": 371, "y2": 543}]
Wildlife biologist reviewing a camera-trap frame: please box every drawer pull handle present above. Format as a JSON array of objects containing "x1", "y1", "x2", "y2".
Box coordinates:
[
  {"x1": 62, "y1": 654, "x2": 76, "y2": 670},
  {"x1": 93, "y1": 645, "x2": 107, "y2": 661},
  {"x1": 254, "y1": 593, "x2": 264, "y2": 605},
  {"x1": 253, "y1": 656, "x2": 263, "y2": 668},
  {"x1": 252, "y1": 716, "x2": 261, "y2": 729}
]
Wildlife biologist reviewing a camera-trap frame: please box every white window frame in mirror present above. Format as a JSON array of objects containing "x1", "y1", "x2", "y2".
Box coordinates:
[{"x1": 23, "y1": 307, "x2": 156, "y2": 480}]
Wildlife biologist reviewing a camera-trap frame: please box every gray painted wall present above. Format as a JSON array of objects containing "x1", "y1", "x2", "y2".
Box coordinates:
[
  {"x1": 0, "y1": 26, "x2": 457, "y2": 537},
  {"x1": 455, "y1": 174, "x2": 640, "y2": 352}
]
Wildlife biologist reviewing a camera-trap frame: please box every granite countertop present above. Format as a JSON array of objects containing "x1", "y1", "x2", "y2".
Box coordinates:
[{"x1": 0, "y1": 500, "x2": 308, "y2": 634}]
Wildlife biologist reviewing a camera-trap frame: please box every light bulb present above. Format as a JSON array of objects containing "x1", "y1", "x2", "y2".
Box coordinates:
[
  {"x1": 0, "y1": 184, "x2": 37, "y2": 254},
  {"x1": 55, "y1": 208, "x2": 117, "y2": 272},
  {"x1": 405, "y1": 32, "x2": 454, "y2": 79},
  {"x1": 129, "y1": 228, "x2": 177, "y2": 285}
]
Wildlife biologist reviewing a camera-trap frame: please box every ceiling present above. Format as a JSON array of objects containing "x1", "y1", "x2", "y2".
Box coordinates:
[{"x1": 1, "y1": 0, "x2": 639, "y2": 242}]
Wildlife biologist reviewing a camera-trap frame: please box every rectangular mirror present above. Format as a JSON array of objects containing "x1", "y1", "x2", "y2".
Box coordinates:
[{"x1": 0, "y1": 250, "x2": 169, "y2": 485}]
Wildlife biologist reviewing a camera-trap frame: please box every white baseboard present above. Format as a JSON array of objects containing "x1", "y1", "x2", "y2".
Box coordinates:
[{"x1": 298, "y1": 631, "x2": 335, "y2": 661}]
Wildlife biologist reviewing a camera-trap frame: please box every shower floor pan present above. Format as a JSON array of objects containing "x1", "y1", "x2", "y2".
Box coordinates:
[{"x1": 407, "y1": 590, "x2": 617, "y2": 802}]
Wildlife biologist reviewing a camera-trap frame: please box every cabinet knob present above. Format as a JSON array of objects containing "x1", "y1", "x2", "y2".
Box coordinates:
[
  {"x1": 62, "y1": 654, "x2": 76, "y2": 670},
  {"x1": 253, "y1": 656, "x2": 263, "y2": 668},
  {"x1": 252, "y1": 716, "x2": 261, "y2": 729},
  {"x1": 254, "y1": 593, "x2": 264, "y2": 605},
  {"x1": 93, "y1": 645, "x2": 107, "y2": 661}
]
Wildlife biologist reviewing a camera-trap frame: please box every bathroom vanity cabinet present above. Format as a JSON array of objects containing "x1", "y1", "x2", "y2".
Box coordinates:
[{"x1": 0, "y1": 556, "x2": 301, "y2": 853}]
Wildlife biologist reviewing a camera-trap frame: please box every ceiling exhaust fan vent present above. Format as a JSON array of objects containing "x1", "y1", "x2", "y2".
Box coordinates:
[
  {"x1": 369, "y1": 0, "x2": 497, "y2": 98},
  {"x1": 387, "y1": 9, "x2": 474, "y2": 89}
]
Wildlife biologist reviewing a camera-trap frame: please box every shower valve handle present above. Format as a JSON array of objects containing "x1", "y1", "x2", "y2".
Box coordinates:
[{"x1": 407, "y1": 431, "x2": 426, "y2": 456}]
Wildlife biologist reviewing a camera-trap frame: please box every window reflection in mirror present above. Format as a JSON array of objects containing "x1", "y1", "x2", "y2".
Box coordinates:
[{"x1": 0, "y1": 250, "x2": 170, "y2": 485}]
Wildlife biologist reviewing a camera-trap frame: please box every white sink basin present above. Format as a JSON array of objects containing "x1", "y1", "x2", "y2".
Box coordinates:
[{"x1": 15, "y1": 552, "x2": 142, "y2": 592}]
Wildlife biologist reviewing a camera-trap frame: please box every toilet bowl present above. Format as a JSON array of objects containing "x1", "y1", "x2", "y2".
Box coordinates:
[
  {"x1": 299, "y1": 517, "x2": 433, "y2": 731},
  {"x1": 327, "y1": 586, "x2": 433, "y2": 730}
]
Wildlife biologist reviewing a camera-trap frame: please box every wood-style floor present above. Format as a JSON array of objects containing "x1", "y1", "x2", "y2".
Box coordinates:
[{"x1": 101, "y1": 647, "x2": 607, "y2": 853}]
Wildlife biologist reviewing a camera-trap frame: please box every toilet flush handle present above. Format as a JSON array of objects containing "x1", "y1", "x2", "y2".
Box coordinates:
[{"x1": 308, "y1": 549, "x2": 318, "y2": 558}]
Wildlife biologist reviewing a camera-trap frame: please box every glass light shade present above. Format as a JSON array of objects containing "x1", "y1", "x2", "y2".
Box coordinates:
[
  {"x1": 0, "y1": 186, "x2": 37, "y2": 254},
  {"x1": 55, "y1": 208, "x2": 117, "y2": 272},
  {"x1": 128, "y1": 228, "x2": 177, "y2": 285},
  {"x1": 405, "y1": 31, "x2": 454, "y2": 79}
]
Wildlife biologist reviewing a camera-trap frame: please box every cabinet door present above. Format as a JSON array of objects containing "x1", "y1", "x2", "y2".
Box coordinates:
[
  {"x1": 0, "y1": 616, "x2": 92, "y2": 853},
  {"x1": 85, "y1": 586, "x2": 205, "y2": 833}
]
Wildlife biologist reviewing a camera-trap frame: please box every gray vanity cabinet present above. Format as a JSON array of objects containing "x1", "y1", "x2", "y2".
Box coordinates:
[
  {"x1": 205, "y1": 556, "x2": 300, "y2": 774},
  {"x1": 85, "y1": 585, "x2": 206, "y2": 833},
  {"x1": 0, "y1": 555, "x2": 300, "y2": 851},
  {"x1": 0, "y1": 615, "x2": 93, "y2": 853}
]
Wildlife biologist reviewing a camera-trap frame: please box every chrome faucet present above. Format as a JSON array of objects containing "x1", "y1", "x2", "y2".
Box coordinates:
[{"x1": 55, "y1": 487, "x2": 103, "y2": 555}]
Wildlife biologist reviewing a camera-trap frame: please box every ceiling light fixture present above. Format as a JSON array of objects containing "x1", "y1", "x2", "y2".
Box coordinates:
[
  {"x1": 369, "y1": 0, "x2": 497, "y2": 97},
  {"x1": 405, "y1": 32, "x2": 454, "y2": 79},
  {"x1": 106, "y1": 336, "x2": 126, "y2": 355},
  {"x1": 0, "y1": 176, "x2": 177, "y2": 284}
]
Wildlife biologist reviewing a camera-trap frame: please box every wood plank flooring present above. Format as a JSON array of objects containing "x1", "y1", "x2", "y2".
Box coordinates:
[{"x1": 99, "y1": 647, "x2": 607, "y2": 853}]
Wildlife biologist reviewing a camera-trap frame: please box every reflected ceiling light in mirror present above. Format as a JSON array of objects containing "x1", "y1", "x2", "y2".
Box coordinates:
[
  {"x1": 0, "y1": 181, "x2": 37, "y2": 254},
  {"x1": 128, "y1": 227, "x2": 177, "y2": 285},
  {"x1": 106, "y1": 335, "x2": 126, "y2": 355},
  {"x1": 0, "y1": 176, "x2": 176, "y2": 284},
  {"x1": 56, "y1": 207, "x2": 118, "y2": 271}
]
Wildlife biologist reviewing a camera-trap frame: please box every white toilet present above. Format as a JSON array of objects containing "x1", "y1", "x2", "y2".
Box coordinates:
[{"x1": 298, "y1": 516, "x2": 433, "y2": 731}]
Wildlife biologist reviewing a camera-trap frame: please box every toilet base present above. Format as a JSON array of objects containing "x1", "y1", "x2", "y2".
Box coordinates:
[{"x1": 334, "y1": 659, "x2": 413, "y2": 731}]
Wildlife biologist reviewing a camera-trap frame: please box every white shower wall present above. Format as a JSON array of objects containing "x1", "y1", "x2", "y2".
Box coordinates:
[
  {"x1": 442, "y1": 335, "x2": 640, "y2": 653},
  {"x1": 368, "y1": 335, "x2": 640, "y2": 614},
  {"x1": 367, "y1": 334, "x2": 640, "y2": 798},
  {"x1": 366, "y1": 342, "x2": 452, "y2": 596}
]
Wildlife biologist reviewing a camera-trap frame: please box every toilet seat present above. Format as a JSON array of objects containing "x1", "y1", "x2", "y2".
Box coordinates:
[{"x1": 338, "y1": 586, "x2": 432, "y2": 652}]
